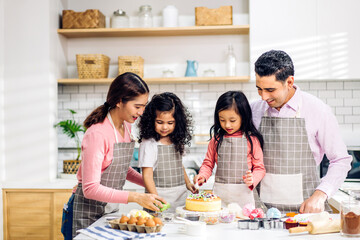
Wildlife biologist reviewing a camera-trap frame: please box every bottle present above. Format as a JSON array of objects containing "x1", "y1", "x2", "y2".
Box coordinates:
[
  {"x1": 225, "y1": 45, "x2": 237, "y2": 76},
  {"x1": 111, "y1": 9, "x2": 129, "y2": 28},
  {"x1": 162, "y1": 5, "x2": 178, "y2": 27},
  {"x1": 340, "y1": 190, "x2": 360, "y2": 237},
  {"x1": 139, "y1": 5, "x2": 153, "y2": 28}
]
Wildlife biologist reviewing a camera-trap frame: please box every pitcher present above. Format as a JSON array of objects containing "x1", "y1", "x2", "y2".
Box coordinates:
[{"x1": 185, "y1": 60, "x2": 198, "y2": 77}]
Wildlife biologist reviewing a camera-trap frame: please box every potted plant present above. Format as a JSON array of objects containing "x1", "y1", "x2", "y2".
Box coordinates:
[{"x1": 55, "y1": 109, "x2": 86, "y2": 174}]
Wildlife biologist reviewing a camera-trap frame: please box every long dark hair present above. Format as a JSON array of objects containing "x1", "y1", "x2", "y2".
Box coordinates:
[
  {"x1": 84, "y1": 72, "x2": 149, "y2": 129},
  {"x1": 139, "y1": 92, "x2": 193, "y2": 155},
  {"x1": 210, "y1": 91, "x2": 264, "y2": 158}
]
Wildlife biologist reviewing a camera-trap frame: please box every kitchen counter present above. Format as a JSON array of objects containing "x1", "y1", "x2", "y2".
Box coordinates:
[{"x1": 74, "y1": 213, "x2": 345, "y2": 240}]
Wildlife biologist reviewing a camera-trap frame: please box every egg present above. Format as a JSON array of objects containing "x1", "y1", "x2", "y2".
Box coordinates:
[
  {"x1": 153, "y1": 217, "x2": 162, "y2": 225},
  {"x1": 145, "y1": 218, "x2": 156, "y2": 227},
  {"x1": 137, "y1": 217, "x2": 146, "y2": 225},
  {"x1": 120, "y1": 215, "x2": 129, "y2": 224},
  {"x1": 128, "y1": 216, "x2": 138, "y2": 224}
]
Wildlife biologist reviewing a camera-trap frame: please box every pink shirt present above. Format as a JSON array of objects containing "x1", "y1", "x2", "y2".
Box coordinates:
[
  {"x1": 251, "y1": 85, "x2": 352, "y2": 198},
  {"x1": 198, "y1": 131, "x2": 265, "y2": 190},
  {"x1": 76, "y1": 117, "x2": 144, "y2": 203}
]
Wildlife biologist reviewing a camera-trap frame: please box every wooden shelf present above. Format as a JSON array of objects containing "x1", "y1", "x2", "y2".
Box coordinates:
[
  {"x1": 57, "y1": 25, "x2": 249, "y2": 38},
  {"x1": 58, "y1": 76, "x2": 250, "y2": 85}
]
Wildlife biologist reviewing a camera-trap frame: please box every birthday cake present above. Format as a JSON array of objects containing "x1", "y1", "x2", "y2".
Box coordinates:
[{"x1": 185, "y1": 191, "x2": 221, "y2": 212}]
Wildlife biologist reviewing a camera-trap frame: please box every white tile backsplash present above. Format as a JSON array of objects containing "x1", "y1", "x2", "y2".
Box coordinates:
[{"x1": 57, "y1": 79, "x2": 360, "y2": 174}]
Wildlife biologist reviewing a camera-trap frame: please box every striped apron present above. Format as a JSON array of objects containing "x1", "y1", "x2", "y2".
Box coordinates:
[
  {"x1": 72, "y1": 113, "x2": 135, "y2": 237},
  {"x1": 258, "y1": 105, "x2": 331, "y2": 213},
  {"x1": 148, "y1": 144, "x2": 187, "y2": 213},
  {"x1": 213, "y1": 136, "x2": 260, "y2": 208}
]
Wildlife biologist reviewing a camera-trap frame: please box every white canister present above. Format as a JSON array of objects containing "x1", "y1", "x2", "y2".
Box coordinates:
[
  {"x1": 162, "y1": 5, "x2": 178, "y2": 27},
  {"x1": 111, "y1": 9, "x2": 129, "y2": 28}
]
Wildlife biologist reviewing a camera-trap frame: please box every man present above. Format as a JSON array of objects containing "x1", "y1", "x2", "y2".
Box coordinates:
[{"x1": 251, "y1": 50, "x2": 352, "y2": 213}]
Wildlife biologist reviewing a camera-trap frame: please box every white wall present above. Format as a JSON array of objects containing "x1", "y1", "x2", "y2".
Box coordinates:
[
  {"x1": 250, "y1": 0, "x2": 360, "y2": 80},
  {"x1": 2, "y1": 0, "x2": 58, "y2": 181},
  {"x1": 0, "y1": 0, "x2": 5, "y2": 238}
]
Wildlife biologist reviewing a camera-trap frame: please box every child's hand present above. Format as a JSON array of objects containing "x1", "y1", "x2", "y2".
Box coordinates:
[
  {"x1": 193, "y1": 175, "x2": 206, "y2": 186},
  {"x1": 186, "y1": 182, "x2": 198, "y2": 194},
  {"x1": 242, "y1": 170, "x2": 253, "y2": 187}
]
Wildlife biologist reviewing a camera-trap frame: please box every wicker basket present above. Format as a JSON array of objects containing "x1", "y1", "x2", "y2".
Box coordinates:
[
  {"x1": 62, "y1": 9, "x2": 105, "y2": 29},
  {"x1": 63, "y1": 160, "x2": 81, "y2": 174},
  {"x1": 118, "y1": 56, "x2": 144, "y2": 78},
  {"x1": 195, "y1": 6, "x2": 233, "y2": 26},
  {"x1": 76, "y1": 54, "x2": 110, "y2": 79}
]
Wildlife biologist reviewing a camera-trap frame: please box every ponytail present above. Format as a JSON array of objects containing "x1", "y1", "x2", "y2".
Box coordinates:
[{"x1": 84, "y1": 72, "x2": 149, "y2": 128}]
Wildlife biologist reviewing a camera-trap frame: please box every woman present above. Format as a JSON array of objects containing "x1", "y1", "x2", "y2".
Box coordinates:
[{"x1": 66, "y1": 72, "x2": 166, "y2": 238}]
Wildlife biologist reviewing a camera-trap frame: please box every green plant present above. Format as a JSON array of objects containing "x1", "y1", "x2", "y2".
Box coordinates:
[{"x1": 55, "y1": 109, "x2": 86, "y2": 160}]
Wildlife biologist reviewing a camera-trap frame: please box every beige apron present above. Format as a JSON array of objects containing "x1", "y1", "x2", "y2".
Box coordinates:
[
  {"x1": 150, "y1": 144, "x2": 187, "y2": 213},
  {"x1": 213, "y1": 136, "x2": 256, "y2": 208},
  {"x1": 259, "y1": 103, "x2": 331, "y2": 213},
  {"x1": 72, "y1": 113, "x2": 135, "y2": 237}
]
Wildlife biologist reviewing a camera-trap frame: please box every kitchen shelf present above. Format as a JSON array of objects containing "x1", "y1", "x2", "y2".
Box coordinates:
[
  {"x1": 57, "y1": 25, "x2": 249, "y2": 38},
  {"x1": 57, "y1": 76, "x2": 250, "y2": 85}
]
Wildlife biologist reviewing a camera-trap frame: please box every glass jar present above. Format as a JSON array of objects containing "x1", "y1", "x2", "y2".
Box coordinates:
[
  {"x1": 111, "y1": 9, "x2": 129, "y2": 28},
  {"x1": 340, "y1": 190, "x2": 360, "y2": 237},
  {"x1": 139, "y1": 5, "x2": 153, "y2": 28}
]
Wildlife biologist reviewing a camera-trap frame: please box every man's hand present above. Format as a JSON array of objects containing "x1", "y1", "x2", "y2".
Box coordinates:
[{"x1": 299, "y1": 190, "x2": 327, "y2": 213}]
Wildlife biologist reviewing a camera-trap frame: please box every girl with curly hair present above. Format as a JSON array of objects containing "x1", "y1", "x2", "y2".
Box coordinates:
[{"x1": 138, "y1": 92, "x2": 196, "y2": 213}]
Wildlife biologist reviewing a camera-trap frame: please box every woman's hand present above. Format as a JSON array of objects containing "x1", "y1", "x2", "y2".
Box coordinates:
[
  {"x1": 186, "y1": 182, "x2": 198, "y2": 194},
  {"x1": 242, "y1": 170, "x2": 253, "y2": 187},
  {"x1": 128, "y1": 192, "x2": 167, "y2": 212},
  {"x1": 193, "y1": 175, "x2": 206, "y2": 186}
]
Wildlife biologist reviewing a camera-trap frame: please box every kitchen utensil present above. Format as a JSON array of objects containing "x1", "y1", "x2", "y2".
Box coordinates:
[
  {"x1": 248, "y1": 219, "x2": 260, "y2": 230},
  {"x1": 238, "y1": 220, "x2": 250, "y2": 229},
  {"x1": 162, "y1": 212, "x2": 174, "y2": 222},
  {"x1": 176, "y1": 216, "x2": 194, "y2": 223},
  {"x1": 185, "y1": 60, "x2": 198, "y2": 77},
  {"x1": 289, "y1": 219, "x2": 341, "y2": 234},
  {"x1": 341, "y1": 190, "x2": 360, "y2": 236}
]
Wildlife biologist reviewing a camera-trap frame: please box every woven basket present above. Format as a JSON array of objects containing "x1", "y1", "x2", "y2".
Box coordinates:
[
  {"x1": 76, "y1": 54, "x2": 110, "y2": 79},
  {"x1": 63, "y1": 160, "x2": 81, "y2": 174},
  {"x1": 62, "y1": 9, "x2": 105, "y2": 29},
  {"x1": 118, "y1": 56, "x2": 144, "y2": 78},
  {"x1": 195, "y1": 6, "x2": 233, "y2": 26}
]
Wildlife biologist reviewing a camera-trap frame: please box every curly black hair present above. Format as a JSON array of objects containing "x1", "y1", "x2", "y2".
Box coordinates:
[{"x1": 139, "y1": 92, "x2": 193, "y2": 155}]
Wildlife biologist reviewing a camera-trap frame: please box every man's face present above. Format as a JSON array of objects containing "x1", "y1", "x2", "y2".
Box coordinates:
[{"x1": 256, "y1": 74, "x2": 294, "y2": 111}]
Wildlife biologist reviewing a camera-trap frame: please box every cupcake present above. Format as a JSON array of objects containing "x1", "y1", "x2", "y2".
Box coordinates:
[
  {"x1": 145, "y1": 218, "x2": 157, "y2": 233},
  {"x1": 298, "y1": 220, "x2": 309, "y2": 226},
  {"x1": 127, "y1": 215, "x2": 138, "y2": 232},
  {"x1": 118, "y1": 215, "x2": 129, "y2": 230},
  {"x1": 284, "y1": 218, "x2": 298, "y2": 229},
  {"x1": 135, "y1": 217, "x2": 146, "y2": 233}
]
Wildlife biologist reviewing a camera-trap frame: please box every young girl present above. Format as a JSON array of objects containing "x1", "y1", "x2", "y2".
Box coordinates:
[
  {"x1": 194, "y1": 91, "x2": 265, "y2": 208},
  {"x1": 70, "y1": 73, "x2": 166, "y2": 238},
  {"x1": 138, "y1": 92, "x2": 197, "y2": 213}
]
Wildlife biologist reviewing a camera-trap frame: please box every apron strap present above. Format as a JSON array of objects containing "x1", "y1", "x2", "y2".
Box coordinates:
[{"x1": 107, "y1": 113, "x2": 119, "y2": 143}]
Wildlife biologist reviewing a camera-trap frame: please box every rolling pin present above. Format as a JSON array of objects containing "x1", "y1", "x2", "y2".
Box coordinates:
[{"x1": 289, "y1": 219, "x2": 340, "y2": 234}]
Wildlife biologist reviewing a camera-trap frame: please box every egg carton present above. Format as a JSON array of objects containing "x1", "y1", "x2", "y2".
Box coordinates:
[{"x1": 109, "y1": 218, "x2": 164, "y2": 233}]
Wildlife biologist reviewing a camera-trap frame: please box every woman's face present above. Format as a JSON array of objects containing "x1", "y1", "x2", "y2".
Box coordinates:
[
  {"x1": 154, "y1": 110, "x2": 176, "y2": 138},
  {"x1": 218, "y1": 108, "x2": 242, "y2": 135},
  {"x1": 117, "y1": 93, "x2": 149, "y2": 123}
]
